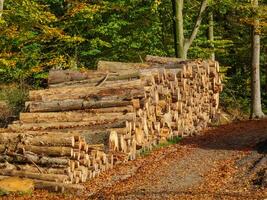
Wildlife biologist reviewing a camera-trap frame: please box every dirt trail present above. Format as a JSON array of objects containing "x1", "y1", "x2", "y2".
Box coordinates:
[
  {"x1": 3, "y1": 119, "x2": 267, "y2": 200},
  {"x1": 87, "y1": 119, "x2": 267, "y2": 200}
]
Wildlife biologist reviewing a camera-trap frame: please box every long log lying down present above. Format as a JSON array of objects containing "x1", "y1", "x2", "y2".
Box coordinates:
[
  {"x1": 49, "y1": 61, "x2": 183, "y2": 83},
  {"x1": 48, "y1": 69, "x2": 109, "y2": 85},
  {"x1": 29, "y1": 79, "x2": 144, "y2": 101},
  {"x1": 49, "y1": 72, "x2": 141, "y2": 88},
  {"x1": 97, "y1": 61, "x2": 186, "y2": 72},
  {"x1": 0, "y1": 132, "x2": 75, "y2": 147},
  {"x1": 0, "y1": 175, "x2": 84, "y2": 193},
  {"x1": 145, "y1": 55, "x2": 185, "y2": 64},
  {"x1": 0, "y1": 144, "x2": 73, "y2": 157},
  {"x1": 49, "y1": 66, "x2": 183, "y2": 88},
  {"x1": 49, "y1": 70, "x2": 140, "y2": 88},
  {"x1": 14, "y1": 164, "x2": 71, "y2": 175},
  {"x1": 0, "y1": 154, "x2": 70, "y2": 167},
  {"x1": 9, "y1": 120, "x2": 132, "y2": 131},
  {"x1": 98, "y1": 61, "x2": 150, "y2": 72},
  {"x1": 48, "y1": 68, "x2": 155, "y2": 88},
  {"x1": 0, "y1": 169, "x2": 70, "y2": 183},
  {"x1": 26, "y1": 99, "x2": 140, "y2": 113},
  {"x1": 23, "y1": 121, "x2": 130, "y2": 133},
  {"x1": 19, "y1": 112, "x2": 136, "y2": 123}
]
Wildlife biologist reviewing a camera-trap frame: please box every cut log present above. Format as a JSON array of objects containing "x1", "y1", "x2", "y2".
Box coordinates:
[
  {"x1": 0, "y1": 154, "x2": 70, "y2": 167},
  {"x1": 145, "y1": 55, "x2": 185, "y2": 64},
  {"x1": 48, "y1": 69, "x2": 108, "y2": 85},
  {"x1": 19, "y1": 112, "x2": 136, "y2": 123},
  {"x1": 0, "y1": 169, "x2": 70, "y2": 183},
  {"x1": 0, "y1": 144, "x2": 73, "y2": 157},
  {"x1": 0, "y1": 175, "x2": 84, "y2": 193},
  {"x1": 26, "y1": 99, "x2": 140, "y2": 113},
  {"x1": 0, "y1": 132, "x2": 75, "y2": 147},
  {"x1": 98, "y1": 61, "x2": 150, "y2": 72},
  {"x1": 29, "y1": 79, "x2": 144, "y2": 101},
  {"x1": 109, "y1": 131, "x2": 119, "y2": 151},
  {"x1": 9, "y1": 120, "x2": 132, "y2": 131}
]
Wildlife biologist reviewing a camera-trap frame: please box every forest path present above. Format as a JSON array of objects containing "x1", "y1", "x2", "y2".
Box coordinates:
[{"x1": 86, "y1": 119, "x2": 267, "y2": 200}]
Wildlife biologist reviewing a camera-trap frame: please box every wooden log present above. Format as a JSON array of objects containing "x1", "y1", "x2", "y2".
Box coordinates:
[
  {"x1": 0, "y1": 132, "x2": 75, "y2": 147},
  {"x1": 49, "y1": 72, "x2": 142, "y2": 88},
  {"x1": 0, "y1": 169, "x2": 70, "y2": 183},
  {"x1": 49, "y1": 68, "x2": 163, "y2": 88},
  {"x1": 26, "y1": 98, "x2": 140, "y2": 113},
  {"x1": 48, "y1": 69, "x2": 109, "y2": 85},
  {"x1": 0, "y1": 144, "x2": 73, "y2": 157},
  {"x1": 19, "y1": 112, "x2": 136, "y2": 123},
  {"x1": 29, "y1": 79, "x2": 144, "y2": 101},
  {"x1": 48, "y1": 67, "x2": 161, "y2": 87},
  {"x1": 109, "y1": 130, "x2": 119, "y2": 151},
  {"x1": 145, "y1": 55, "x2": 185, "y2": 64},
  {"x1": 0, "y1": 162, "x2": 72, "y2": 176},
  {"x1": 0, "y1": 175, "x2": 84, "y2": 193},
  {"x1": 0, "y1": 154, "x2": 70, "y2": 169},
  {"x1": 84, "y1": 106, "x2": 134, "y2": 114},
  {"x1": 98, "y1": 61, "x2": 150, "y2": 72},
  {"x1": 9, "y1": 120, "x2": 131, "y2": 131}
]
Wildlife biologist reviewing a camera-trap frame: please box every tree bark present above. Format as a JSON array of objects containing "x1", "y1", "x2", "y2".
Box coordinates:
[
  {"x1": 0, "y1": 132, "x2": 75, "y2": 147},
  {"x1": 171, "y1": 0, "x2": 179, "y2": 57},
  {"x1": 29, "y1": 80, "x2": 144, "y2": 101},
  {"x1": 173, "y1": 0, "x2": 185, "y2": 59},
  {"x1": 250, "y1": 0, "x2": 265, "y2": 118},
  {"x1": 209, "y1": 12, "x2": 215, "y2": 61},
  {"x1": 172, "y1": 0, "x2": 208, "y2": 59},
  {"x1": 19, "y1": 112, "x2": 136, "y2": 123},
  {"x1": 0, "y1": 0, "x2": 4, "y2": 18}
]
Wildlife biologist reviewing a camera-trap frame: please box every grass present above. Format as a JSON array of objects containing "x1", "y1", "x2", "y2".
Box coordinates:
[
  {"x1": 139, "y1": 136, "x2": 182, "y2": 157},
  {"x1": 0, "y1": 189, "x2": 8, "y2": 196}
]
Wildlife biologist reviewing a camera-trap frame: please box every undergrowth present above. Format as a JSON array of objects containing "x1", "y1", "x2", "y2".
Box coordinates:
[
  {"x1": 0, "y1": 84, "x2": 29, "y2": 127},
  {"x1": 139, "y1": 136, "x2": 182, "y2": 157}
]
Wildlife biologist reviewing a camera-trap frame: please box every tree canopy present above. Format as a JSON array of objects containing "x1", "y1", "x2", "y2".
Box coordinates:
[{"x1": 0, "y1": 0, "x2": 267, "y2": 114}]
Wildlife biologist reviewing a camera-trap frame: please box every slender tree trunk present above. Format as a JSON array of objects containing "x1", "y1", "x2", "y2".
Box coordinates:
[
  {"x1": 266, "y1": 53, "x2": 267, "y2": 94},
  {"x1": 250, "y1": 0, "x2": 264, "y2": 118},
  {"x1": 209, "y1": 12, "x2": 215, "y2": 61},
  {"x1": 172, "y1": 0, "x2": 208, "y2": 59},
  {"x1": 171, "y1": 0, "x2": 179, "y2": 58},
  {"x1": 173, "y1": 0, "x2": 185, "y2": 59},
  {"x1": 0, "y1": 0, "x2": 4, "y2": 18},
  {"x1": 265, "y1": 47, "x2": 267, "y2": 94}
]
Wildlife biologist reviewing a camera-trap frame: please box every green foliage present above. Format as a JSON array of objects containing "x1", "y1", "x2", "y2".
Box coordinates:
[
  {"x1": 0, "y1": 85, "x2": 29, "y2": 116},
  {"x1": 0, "y1": 0, "x2": 267, "y2": 115},
  {"x1": 0, "y1": 189, "x2": 9, "y2": 196}
]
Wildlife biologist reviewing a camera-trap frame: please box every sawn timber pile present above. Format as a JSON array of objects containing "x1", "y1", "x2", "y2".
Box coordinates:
[{"x1": 1, "y1": 56, "x2": 222, "y2": 192}]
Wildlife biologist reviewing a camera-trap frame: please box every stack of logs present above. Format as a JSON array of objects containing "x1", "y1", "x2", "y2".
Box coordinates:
[{"x1": 0, "y1": 56, "x2": 222, "y2": 192}]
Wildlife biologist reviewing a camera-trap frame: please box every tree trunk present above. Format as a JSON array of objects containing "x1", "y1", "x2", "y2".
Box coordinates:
[
  {"x1": 172, "y1": 0, "x2": 208, "y2": 59},
  {"x1": 171, "y1": 0, "x2": 178, "y2": 57},
  {"x1": 0, "y1": 0, "x2": 4, "y2": 18},
  {"x1": 176, "y1": 0, "x2": 186, "y2": 59},
  {"x1": 250, "y1": 0, "x2": 264, "y2": 118},
  {"x1": 209, "y1": 12, "x2": 215, "y2": 61},
  {"x1": 265, "y1": 47, "x2": 267, "y2": 94}
]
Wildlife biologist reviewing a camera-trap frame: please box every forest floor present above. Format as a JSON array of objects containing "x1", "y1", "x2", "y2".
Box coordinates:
[{"x1": 2, "y1": 119, "x2": 267, "y2": 200}]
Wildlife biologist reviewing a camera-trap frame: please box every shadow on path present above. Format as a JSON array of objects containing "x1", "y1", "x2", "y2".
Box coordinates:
[{"x1": 180, "y1": 119, "x2": 267, "y2": 152}]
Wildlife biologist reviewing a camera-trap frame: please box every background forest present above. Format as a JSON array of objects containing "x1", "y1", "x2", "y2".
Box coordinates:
[{"x1": 0, "y1": 0, "x2": 267, "y2": 121}]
